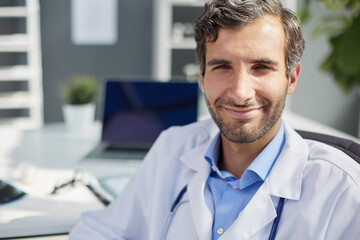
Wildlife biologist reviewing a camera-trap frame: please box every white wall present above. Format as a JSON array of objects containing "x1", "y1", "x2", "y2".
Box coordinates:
[{"x1": 282, "y1": 0, "x2": 297, "y2": 11}]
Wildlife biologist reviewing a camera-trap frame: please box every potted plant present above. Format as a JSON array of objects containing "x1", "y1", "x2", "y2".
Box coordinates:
[
  {"x1": 59, "y1": 74, "x2": 99, "y2": 132},
  {"x1": 298, "y1": 0, "x2": 360, "y2": 92}
]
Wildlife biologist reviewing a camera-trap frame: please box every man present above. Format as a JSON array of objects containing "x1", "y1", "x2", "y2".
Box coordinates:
[{"x1": 70, "y1": 0, "x2": 360, "y2": 239}]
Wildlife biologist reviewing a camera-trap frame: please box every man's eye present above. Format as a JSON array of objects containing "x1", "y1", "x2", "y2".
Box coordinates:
[
  {"x1": 253, "y1": 65, "x2": 271, "y2": 70},
  {"x1": 214, "y1": 65, "x2": 231, "y2": 70}
]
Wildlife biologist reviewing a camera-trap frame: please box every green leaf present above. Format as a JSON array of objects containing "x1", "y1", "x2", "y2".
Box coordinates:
[
  {"x1": 319, "y1": 0, "x2": 347, "y2": 11},
  {"x1": 297, "y1": 0, "x2": 312, "y2": 23},
  {"x1": 301, "y1": 0, "x2": 360, "y2": 93},
  {"x1": 333, "y1": 15, "x2": 360, "y2": 75},
  {"x1": 59, "y1": 75, "x2": 99, "y2": 105}
]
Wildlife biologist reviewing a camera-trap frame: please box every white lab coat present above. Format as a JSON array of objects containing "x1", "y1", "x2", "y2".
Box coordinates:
[{"x1": 70, "y1": 119, "x2": 360, "y2": 240}]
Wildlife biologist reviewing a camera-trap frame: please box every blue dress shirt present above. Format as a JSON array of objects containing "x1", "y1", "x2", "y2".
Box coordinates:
[{"x1": 204, "y1": 122, "x2": 286, "y2": 239}]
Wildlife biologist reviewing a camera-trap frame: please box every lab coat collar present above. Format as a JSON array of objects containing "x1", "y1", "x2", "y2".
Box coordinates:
[
  {"x1": 187, "y1": 158, "x2": 213, "y2": 239},
  {"x1": 179, "y1": 119, "x2": 219, "y2": 171},
  {"x1": 180, "y1": 141, "x2": 212, "y2": 171},
  {"x1": 178, "y1": 120, "x2": 218, "y2": 239},
  {"x1": 267, "y1": 122, "x2": 309, "y2": 200},
  {"x1": 223, "y1": 180, "x2": 277, "y2": 239},
  {"x1": 179, "y1": 136, "x2": 214, "y2": 239}
]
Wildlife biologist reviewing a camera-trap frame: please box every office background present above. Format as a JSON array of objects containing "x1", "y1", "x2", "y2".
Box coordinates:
[{"x1": 2, "y1": 0, "x2": 359, "y2": 137}]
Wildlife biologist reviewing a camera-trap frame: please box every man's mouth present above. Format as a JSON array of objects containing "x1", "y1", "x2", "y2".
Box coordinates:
[{"x1": 222, "y1": 106, "x2": 262, "y2": 119}]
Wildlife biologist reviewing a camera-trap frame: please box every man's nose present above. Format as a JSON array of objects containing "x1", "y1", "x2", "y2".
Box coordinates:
[{"x1": 226, "y1": 70, "x2": 255, "y2": 104}]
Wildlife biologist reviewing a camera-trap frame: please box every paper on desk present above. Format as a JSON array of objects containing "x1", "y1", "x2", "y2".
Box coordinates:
[
  {"x1": 0, "y1": 187, "x2": 104, "y2": 238},
  {"x1": 0, "y1": 168, "x2": 104, "y2": 239}
]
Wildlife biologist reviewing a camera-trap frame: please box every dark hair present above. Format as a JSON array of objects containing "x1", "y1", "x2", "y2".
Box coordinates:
[{"x1": 194, "y1": 0, "x2": 305, "y2": 78}]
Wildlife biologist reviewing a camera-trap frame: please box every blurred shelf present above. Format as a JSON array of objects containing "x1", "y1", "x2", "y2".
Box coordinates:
[
  {"x1": 0, "y1": 92, "x2": 33, "y2": 109},
  {"x1": 171, "y1": 38, "x2": 196, "y2": 49},
  {"x1": 0, "y1": 34, "x2": 29, "y2": 52},
  {"x1": 0, "y1": 0, "x2": 43, "y2": 130},
  {"x1": 0, "y1": 7, "x2": 27, "y2": 17},
  {"x1": 171, "y1": 0, "x2": 205, "y2": 7},
  {"x1": 153, "y1": 0, "x2": 202, "y2": 79},
  {"x1": 0, "y1": 65, "x2": 30, "y2": 80}
]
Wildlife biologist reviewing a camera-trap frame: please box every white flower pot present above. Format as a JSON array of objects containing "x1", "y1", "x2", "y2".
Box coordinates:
[{"x1": 62, "y1": 103, "x2": 95, "y2": 132}]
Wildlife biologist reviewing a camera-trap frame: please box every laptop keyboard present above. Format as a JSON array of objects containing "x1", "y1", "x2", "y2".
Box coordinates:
[{"x1": 104, "y1": 146, "x2": 148, "y2": 160}]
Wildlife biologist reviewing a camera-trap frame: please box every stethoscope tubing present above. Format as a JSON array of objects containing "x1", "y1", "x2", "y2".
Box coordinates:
[
  {"x1": 161, "y1": 185, "x2": 188, "y2": 240},
  {"x1": 161, "y1": 199, "x2": 189, "y2": 240},
  {"x1": 269, "y1": 197, "x2": 285, "y2": 240}
]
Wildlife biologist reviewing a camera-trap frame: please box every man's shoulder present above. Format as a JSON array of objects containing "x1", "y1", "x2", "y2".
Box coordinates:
[
  {"x1": 279, "y1": 126, "x2": 360, "y2": 237},
  {"x1": 283, "y1": 123, "x2": 360, "y2": 185},
  {"x1": 305, "y1": 139, "x2": 360, "y2": 184}
]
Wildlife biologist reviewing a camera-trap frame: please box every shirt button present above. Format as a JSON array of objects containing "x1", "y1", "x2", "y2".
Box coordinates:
[
  {"x1": 211, "y1": 165, "x2": 216, "y2": 172},
  {"x1": 232, "y1": 185, "x2": 238, "y2": 190},
  {"x1": 217, "y1": 227, "x2": 224, "y2": 235}
]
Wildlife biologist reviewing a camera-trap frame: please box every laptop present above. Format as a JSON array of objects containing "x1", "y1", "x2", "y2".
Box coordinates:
[{"x1": 84, "y1": 78, "x2": 199, "y2": 161}]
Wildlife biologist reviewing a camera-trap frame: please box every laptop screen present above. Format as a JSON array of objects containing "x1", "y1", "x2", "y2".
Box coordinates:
[{"x1": 101, "y1": 79, "x2": 199, "y2": 147}]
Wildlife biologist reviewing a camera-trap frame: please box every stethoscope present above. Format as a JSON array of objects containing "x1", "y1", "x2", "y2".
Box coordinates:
[{"x1": 161, "y1": 185, "x2": 285, "y2": 240}]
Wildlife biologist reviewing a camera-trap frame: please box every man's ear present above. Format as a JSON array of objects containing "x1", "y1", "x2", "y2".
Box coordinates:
[
  {"x1": 287, "y1": 63, "x2": 301, "y2": 95},
  {"x1": 200, "y1": 73, "x2": 205, "y2": 93}
]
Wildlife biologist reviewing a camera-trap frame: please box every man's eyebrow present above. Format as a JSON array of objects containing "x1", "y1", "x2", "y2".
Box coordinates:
[
  {"x1": 250, "y1": 58, "x2": 279, "y2": 66},
  {"x1": 207, "y1": 58, "x2": 279, "y2": 66},
  {"x1": 206, "y1": 59, "x2": 231, "y2": 66}
]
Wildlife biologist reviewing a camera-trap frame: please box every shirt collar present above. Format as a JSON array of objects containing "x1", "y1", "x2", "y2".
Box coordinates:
[
  {"x1": 204, "y1": 132, "x2": 222, "y2": 175},
  {"x1": 246, "y1": 121, "x2": 285, "y2": 181},
  {"x1": 204, "y1": 121, "x2": 286, "y2": 186}
]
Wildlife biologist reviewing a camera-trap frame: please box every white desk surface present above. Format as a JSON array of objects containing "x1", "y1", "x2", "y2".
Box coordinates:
[
  {"x1": 0, "y1": 122, "x2": 141, "y2": 239},
  {"x1": 16, "y1": 235, "x2": 68, "y2": 240},
  {"x1": 0, "y1": 122, "x2": 141, "y2": 176}
]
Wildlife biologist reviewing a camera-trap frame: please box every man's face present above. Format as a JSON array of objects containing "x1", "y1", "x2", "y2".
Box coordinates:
[{"x1": 200, "y1": 15, "x2": 299, "y2": 143}]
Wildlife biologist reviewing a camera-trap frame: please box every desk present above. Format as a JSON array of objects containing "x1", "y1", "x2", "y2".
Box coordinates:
[
  {"x1": 0, "y1": 122, "x2": 141, "y2": 239},
  {"x1": 11, "y1": 236, "x2": 68, "y2": 240},
  {"x1": 0, "y1": 122, "x2": 141, "y2": 177}
]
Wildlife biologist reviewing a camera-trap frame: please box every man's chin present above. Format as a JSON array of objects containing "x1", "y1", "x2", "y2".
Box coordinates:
[{"x1": 220, "y1": 125, "x2": 261, "y2": 143}]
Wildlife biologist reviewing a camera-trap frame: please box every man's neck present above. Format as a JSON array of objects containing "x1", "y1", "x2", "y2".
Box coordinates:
[{"x1": 218, "y1": 120, "x2": 282, "y2": 179}]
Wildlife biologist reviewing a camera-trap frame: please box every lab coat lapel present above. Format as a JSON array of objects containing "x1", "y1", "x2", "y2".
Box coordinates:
[
  {"x1": 180, "y1": 139, "x2": 214, "y2": 240},
  {"x1": 267, "y1": 123, "x2": 309, "y2": 200},
  {"x1": 221, "y1": 180, "x2": 276, "y2": 239},
  {"x1": 188, "y1": 160, "x2": 213, "y2": 239},
  {"x1": 220, "y1": 122, "x2": 309, "y2": 239}
]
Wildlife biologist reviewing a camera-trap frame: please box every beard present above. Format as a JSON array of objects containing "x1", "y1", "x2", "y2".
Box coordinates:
[{"x1": 205, "y1": 93, "x2": 286, "y2": 143}]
